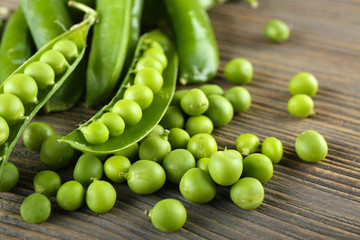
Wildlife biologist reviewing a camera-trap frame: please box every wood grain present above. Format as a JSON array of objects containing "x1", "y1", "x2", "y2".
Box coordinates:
[{"x1": 1, "y1": 0, "x2": 359, "y2": 239}]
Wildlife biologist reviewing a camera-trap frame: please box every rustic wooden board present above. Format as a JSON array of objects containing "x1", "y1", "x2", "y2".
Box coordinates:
[{"x1": 1, "y1": 0, "x2": 359, "y2": 239}]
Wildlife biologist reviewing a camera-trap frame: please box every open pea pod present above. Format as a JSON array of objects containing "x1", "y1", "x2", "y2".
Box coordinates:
[
  {"x1": 0, "y1": 2, "x2": 97, "y2": 171},
  {"x1": 61, "y1": 30, "x2": 178, "y2": 154}
]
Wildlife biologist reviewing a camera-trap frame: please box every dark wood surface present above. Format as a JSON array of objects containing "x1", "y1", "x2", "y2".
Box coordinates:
[{"x1": 1, "y1": 0, "x2": 359, "y2": 239}]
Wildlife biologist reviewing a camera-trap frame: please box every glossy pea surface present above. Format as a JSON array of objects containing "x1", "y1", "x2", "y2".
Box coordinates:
[
  {"x1": 199, "y1": 84, "x2": 224, "y2": 96},
  {"x1": 264, "y1": 19, "x2": 290, "y2": 43},
  {"x1": 162, "y1": 149, "x2": 195, "y2": 184},
  {"x1": 20, "y1": 193, "x2": 51, "y2": 224},
  {"x1": 99, "y1": 112, "x2": 125, "y2": 137},
  {"x1": 52, "y1": 39, "x2": 78, "y2": 62},
  {"x1": 224, "y1": 86, "x2": 251, "y2": 113},
  {"x1": 295, "y1": 130, "x2": 328, "y2": 162},
  {"x1": 261, "y1": 137, "x2": 283, "y2": 164},
  {"x1": 197, "y1": 157, "x2": 210, "y2": 172},
  {"x1": 136, "y1": 57, "x2": 164, "y2": 73},
  {"x1": 187, "y1": 133, "x2": 217, "y2": 160},
  {"x1": 168, "y1": 128, "x2": 190, "y2": 149},
  {"x1": 139, "y1": 135, "x2": 171, "y2": 164},
  {"x1": 171, "y1": 89, "x2": 188, "y2": 107},
  {"x1": 134, "y1": 67, "x2": 163, "y2": 93},
  {"x1": 242, "y1": 153, "x2": 273, "y2": 183},
  {"x1": 180, "y1": 88, "x2": 209, "y2": 116},
  {"x1": 113, "y1": 142, "x2": 139, "y2": 161},
  {"x1": 0, "y1": 162, "x2": 19, "y2": 192},
  {"x1": 205, "y1": 95, "x2": 234, "y2": 127},
  {"x1": 236, "y1": 133, "x2": 260, "y2": 155},
  {"x1": 142, "y1": 47, "x2": 168, "y2": 69},
  {"x1": 24, "y1": 61, "x2": 55, "y2": 89},
  {"x1": 289, "y1": 72, "x2": 318, "y2": 97},
  {"x1": 73, "y1": 153, "x2": 103, "y2": 185},
  {"x1": 23, "y1": 122, "x2": 55, "y2": 152},
  {"x1": 123, "y1": 85, "x2": 154, "y2": 110},
  {"x1": 3, "y1": 73, "x2": 38, "y2": 104},
  {"x1": 82, "y1": 121, "x2": 109, "y2": 144},
  {"x1": 0, "y1": 93, "x2": 25, "y2": 125},
  {"x1": 112, "y1": 99, "x2": 143, "y2": 126},
  {"x1": 160, "y1": 105, "x2": 184, "y2": 129},
  {"x1": 56, "y1": 180, "x2": 84, "y2": 211},
  {"x1": 230, "y1": 177, "x2": 264, "y2": 210},
  {"x1": 104, "y1": 155, "x2": 131, "y2": 183},
  {"x1": 185, "y1": 115, "x2": 213, "y2": 136},
  {"x1": 86, "y1": 180, "x2": 117, "y2": 213},
  {"x1": 287, "y1": 94, "x2": 314, "y2": 118},
  {"x1": 224, "y1": 58, "x2": 253, "y2": 85},
  {"x1": 33, "y1": 170, "x2": 61, "y2": 197},
  {"x1": 40, "y1": 49, "x2": 68, "y2": 75},
  {"x1": 0, "y1": 116, "x2": 10, "y2": 146}
]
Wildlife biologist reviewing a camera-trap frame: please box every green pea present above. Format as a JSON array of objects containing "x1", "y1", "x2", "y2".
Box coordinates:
[
  {"x1": 199, "y1": 84, "x2": 224, "y2": 96},
  {"x1": 86, "y1": 180, "x2": 117, "y2": 213},
  {"x1": 56, "y1": 180, "x2": 84, "y2": 211},
  {"x1": 242, "y1": 153, "x2": 273, "y2": 183},
  {"x1": 197, "y1": 157, "x2": 210, "y2": 172},
  {"x1": 180, "y1": 88, "x2": 209, "y2": 116},
  {"x1": 185, "y1": 115, "x2": 213, "y2": 136},
  {"x1": 124, "y1": 160, "x2": 166, "y2": 194},
  {"x1": 33, "y1": 170, "x2": 61, "y2": 197},
  {"x1": 224, "y1": 86, "x2": 251, "y2": 113},
  {"x1": 287, "y1": 94, "x2": 314, "y2": 118},
  {"x1": 289, "y1": 72, "x2": 318, "y2": 97},
  {"x1": 224, "y1": 58, "x2": 253, "y2": 85},
  {"x1": 139, "y1": 135, "x2": 171, "y2": 164},
  {"x1": 147, "y1": 199, "x2": 187, "y2": 232},
  {"x1": 20, "y1": 193, "x2": 51, "y2": 224},
  {"x1": 205, "y1": 95, "x2": 234, "y2": 127},
  {"x1": 0, "y1": 116, "x2": 10, "y2": 146},
  {"x1": 236, "y1": 133, "x2": 260, "y2": 155},
  {"x1": 82, "y1": 121, "x2": 109, "y2": 145},
  {"x1": 179, "y1": 168, "x2": 216, "y2": 203},
  {"x1": 135, "y1": 57, "x2": 164, "y2": 74},
  {"x1": 187, "y1": 133, "x2": 217, "y2": 160},
  {"x1": 113, "y1": 142, "x2": 139, "y2": 161},
  {"x1": 168, "y1": 128, "x2": 190, "y2": 149},
  {"x1": 123, "y1": 85, "x2": 154, "y2": 110},
  {"x1": 170, "y1": 89, "x2": 188, "y2": 107},
  {"x1": 149, "y1": 40, "x2": 164, "y2": 52},
  {"x1": 3, "y1": 73, "x2": 38, "y2": 104},
  {"x1": 73, "y1": 153, "x2": 103, "y2": 185},
  {"x1": 0, "y1": 162, "x2": 19, "y2": 192},
  {"x1": 162, "y1": 149, "x2": 196, "y2": 184},
  {"x1": 104, "y1": 155, "x2": 131, "y2": 183},
  {"x1": 261, "y1": 137, "x2": 283, "y2": 164},
  {"x1": 142, "y1": 47, "x2": 168, "y2": 69},
  {"x1": 0, "y1": 93, "x2": 25, "y2": 125},
  {"x1": 230, "y1": 177, "x2": 264, "y2": 210},
  {"x1": 295, "y1": 130, "x2": 328, "y2": 162},
  {"x1": 52, "y1": 39, "x2": 79, "y2": 62},
  {"x1": 144, "y1": 124, "x2": 165, "y2": 140},
  {"x1": 160, "y1": 106, "x2": 185, "y2": 129},
  {"x1": 40, "y1": 134, "x2": 74, "y2": 170},
  {"x1": 264, "y1": 19, "x2": 290, "y2": 43},
  {"x1": 24, "y1": 61, "x2": 55, "y2": 89},
  {"x1": 99, "y1": 112, "x2": 125, "y2": 137},
  {"x1": 208, "y1": 150, "x2": 243, "y2": 186},
  {"x1": 134, "y1": 67, "x2": 164, "y2": 93},
  {"x1": 23, "y1": 122, "x2": 55, "y2": 152},
  {"x1": 112, "y1": 99, "x2": 142, "y2": 126},
  {"x1": 40, "y1": 49, "x2": 68, "y2": 75}
]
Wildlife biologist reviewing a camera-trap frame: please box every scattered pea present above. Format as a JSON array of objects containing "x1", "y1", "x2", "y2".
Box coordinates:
[
  {"x1": 160, "y1": 105, "x2": 185, "y2": 129},
  {"x1": 289, "y1": 72, "x2": 318, "y2": 97},
  {"x1": 287, "y1": 94, "x2": 314, "y2": 118},
  {"x1": 242, "y1": 153, "x2": 273, "y2": 183},
  {"x1": 230, "y1": 177, "x2": 264, "y2": 210},
  {"x1": 23, "y1": 122, "x2": 55, "y2": 152},
  {"x1": 236, "y1": 133, "x2": 260, "y2": 155},
  {"x1": 199, "y1": 84, "x2": 224, "y2": 96},
  {"x1": 162, "y1": 149, "x2": 196, "y2": 184},
  {"x1": 56, "y1": 180, "x2": 84, "y2": 211},
  {"x1": 261, "y1": 137, "x2": 283, "y2": 164},
  {"x1": 20, "y1": 193, "x2": 51, "y2": 224},
  {"x1": 205, "y1": 95, "x2": 234, "y2": 127},
  {"x1": 295, "y1": 130, "x2": 328, "y2": 162},
  {"x1": 180, "y1": 88, "x2": 209, "y2": 116},
  {"x1": 264, "y1": 19, "x2": 290, "y2": 43},
  {"x1": 0, "y1": 162, "x2": 19, "y2": 192},
  {"x1": 73, "y1": 153, "x2": 103, "y2": 185},
  {"x1": 197, "y1": 157, "x2": 210, "y2": 172},
  {"x1": 187, "y1": 133, "x2": 218, "y2": 160},
  {"x1": 171, "y1": 89, "x2": 188, "y2": 107},
  {"x1": 224, "y1": 86, "x2": 251, "y2": 113},
  {"x1": 185, "y1": 115, "x2": 213, "y2": 136},
  {"x1": 139, "y1": 135, "x2": 171, "y2": 164},
  {"x1": 168, "y1": 128, "x2": 190, "y2": 149},
  {"x1": 86, "y1": 180, "x2": 117, "y2": 213},
  {"x1": 104, "y1": 155, "x2": 131, "y2": 183},
  {"x1": 224, "y1": 58, "x2": 253, "y2": 85},
  {"x1": 33, "y1": 170, "x2": 61, "y2": 197}
]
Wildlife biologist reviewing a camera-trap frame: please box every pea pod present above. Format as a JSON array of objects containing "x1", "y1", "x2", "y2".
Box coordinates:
[
  {"x1": 0, "y1": 2, "x2": 97, "y2": 174},
  {"x1": 62, "y1": 30, "x2": 178, "y2": 154},
  {"x1": 0, "y1": 7, "x2": 33, "y2": 84},
  {"x1": 86, "y1": 0, "x2": 132, "y2": 107},
  {"x1": 164, "y1": 0, "x2": 219, "y2": 85}
]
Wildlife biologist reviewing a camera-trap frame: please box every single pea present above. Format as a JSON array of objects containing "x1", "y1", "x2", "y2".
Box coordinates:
[
  {"x1": 56, "y1": 180, "x2": 84, "y2": 211},
  {"x1": 33, "y1": 170, "x2": 61, "y2": 197},
  {"x1": 149, "y1": 40, "x2": 164, "y2": 52},
  {"x1": 112, "y1": 99, "x2": 142, "y2": 126},
  {"x1": 104, "y1": 155, "x2": 131, "y2": 183},
  {"x1": 86, "y1": 180, "x2": 117, "y2": 213},
  {"x1": 146, "y1": 199, "x2": 187, "y2": 232},
  {"x1": 134, "y1": 67, "x2": 164, "y2": 93},
  {"x1": 142, "y1": 47, "x2": 168, "y2": 69},
  {"x1": 289, "y1": 72, "x2": 318, "y2": 97},
  {"x1": 179, "y1": 168, "x2": 216, "y2": 203},
  {"x1": 139, "y1": 135, "x2": 171, "y2": 164},
  {"x1": 208, "y1": 150, "x2": 243, "y2": 186},
  {"x1": 168, "y1": 128, "x2": 190, "y2": 149},
  {"x1": 162, "y1": 149, "x2": 196, "y2": 184},
  {"x1": 197, "y1": 158, "x2": 210, "y2": 172},
  {"x1": 124, "y1": 160, "x2": 166, "y2": 194},
  {"x1": 52, "y1": 39, "x2": 78, "y2": 62},
  {"x1": 0, "y1": 162, "x2": 19, "y2": 192},
  {"x1": 230, "y1": 177, "x2": 264, "y2": 210},
  {"x1": 20, "y1": 193, "x2": 51, "y2": 224},
  {"x1": 113, "y1": 142, "x2": 139, "y2": 161},
  {"x1": 171, "y1": 89, "x2": 188, "y2": 107},
  {"x1": 0, "y1": 93, "x2": 25, "y2": 125},
  {"x1": 187, "y1": 133, "x2": 218, "y2": 160},
  {"x1": 99, "y1": 112, "x2": 125, "y2": 137},
  {"x1": 205, "y1": 95, "x2": 234, "y2": 127},
  {"x1": 242, "y1": 153, "x2": 273, "y2": 183},
  {"x1": 0, "y1": 116, "x2": 10, "y2": 146},
  {"x1": 264, "y1": 19, "x2": 290, "y2": 43},
  {"x1": 236, "y1": 133, "x2": 260, "y2": 155},
  {"x1": 82, "y1": 121, "x2": 109, "y2": 145},
  {"x1": 180, "y1": 88, "x2": 209, "y2": 116},
  {"x1": 144, "y1": 124, "x2": 165, "y2": 140},
  {"x1": 224, "y1": 58, "x2": 253, "y2": 85},
  {"x1": 123, "y1": 85, "x2": 154, "y2": 110},
  {"x1": 40, "y1": 49, "x2": 68, "y2": 75},
  {"x1": 160, "y1": 106, "x2": 185, "y2": 129},
  {"x1": 261, "y1": 137, "x2": 283, "y2": 164},
  {"x1": 224, "y1": 86, "x2": 251, "y2": 113},
  {"x1": 23, "y1": 122, "x2": 55, "y2": 152},
  {"x1": 73, "y1": 153, "x2": 103, "y2": 185},
  {"x1": 199, "y1": 84, "x2": 224, "y2": 96},
  {"x1": 135, "y1": 57, "x2": 164, "y2": 74},
  {"x1": 3, "y1": 73, "x2": 38, "y2": 104},
  {"x1": 185, "y1": 115, "x2": 213, "y2": 136},
  {"x1": 24, "y1": 61, "x2": 55, "y2": 89},
  {"x1": 295, "y1": 130, "x2": 328, "y2": 162},
  {"x1": 40, "y1": 134, "x2": 75, "y2": 170},
  {"x1": 287, "y1": 94, "x2": 314, "y2": 118}
]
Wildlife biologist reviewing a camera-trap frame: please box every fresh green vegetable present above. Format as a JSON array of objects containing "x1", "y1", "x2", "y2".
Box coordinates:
[
  {"x1": 0, "y1": 162, "x2": 19, "y2": 192},
  {"x1": 230, "y1": 177, "x2": 264, "y2": 210},
  {"x1": 4, "y1": 74, "x2": 38, "y2": 104},
  {"x1": 205, "y1": 95, "x2": 234, "y2": 127},
  {"x1": 104, "y1": 155, "x2": 131, "y2": 183},
  {"x1": 170, "y1": 89, "x2": 188, "y2": 108},
  {"x1": 187, "y1": 133, "x2": 218, "y2": 160},
  {"x1": 236, "y1": 133, "x2": 260, "y2": 155},
  {"x1": 82, "y1": 121, "x2": 110, "y2": 145},
  {"x1": 0, "y1": 117, "x2": 9, "y2": 146},
  {"x1": 56, "y1": 180, "x2": 85, "y2": 211},
  {"x1": 168, "y1": 128, "x2": 190, "y2": 150},
  {"x1": 99, "y1": 112, "x2": 125, "y2": 137},
  {"x1": 289, "y1": 72, "x2": 318, "y2": 97},
  {"x1": 224, "y1": 86, "x2": 251, "y2": 113},
  {"x1": 20, "y1": 193, "x2": 51, "y2": 224},
  {"x1": 33, "y1": 170, "x2": 61, "y2": 197},
  {"x1": 185, "y1": 115, "x2": 214, "y2": 136},
  {"x1": 160, "y1": 106, "x2": 185, "y2": 129},
  {"x1": 287, "y1": 94, "x2": 314, "y2": 118},
  {"x1": 199, "y1": 84, "x2": 224, "y2": 96},
  {"x1": 112, "y1": 99, "x2": 143, "y2": 126},
  {"x1": 261, "y1": 137, "x2": 283, "y2": 164},
  {"x1": 264, "y1": 19, "x2": 290, "y2": 43},
  {"x1": 139, "y1": 135, "x2": 171, "y2": 164},
  {"x1": 180, "y1": 89, "x2": 209, "y2": 116},
  {"x1": 295, "y1": 130, "x2": 328, "y2": 162},
  {"x1": 162, "y1": 149, "x2": 195, "y2": 184},
  {"x1": 224, "y1": 58, "x2": 253, "y2": 85},
  {"x1": 242, "y1": 153, "x2": 273, "y2": 183},
  {"x1": 86, "y1": 180, "x2": 117, "y2": 213},
  {"x1": 73, "y1": 153, "x2": 103, "y2": 185},
  {"x1": 123, "y1": 85, "x2": 154, "y2": 110},
  {"x1": 197, "y1": 157, "x2": 210, "y2": 172},
  {"x1": 0, "y1": 93, "x2": 24, "y2": 125},
  {"x1": 113, "y1": 142, "x2": 139, "y2": 161}
]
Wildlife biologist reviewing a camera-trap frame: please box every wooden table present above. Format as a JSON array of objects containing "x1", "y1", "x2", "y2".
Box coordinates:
[{"x1": 1, "y1": 0, "x2": 359, "y2": 239}]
